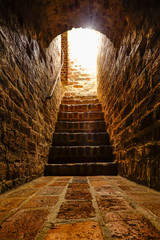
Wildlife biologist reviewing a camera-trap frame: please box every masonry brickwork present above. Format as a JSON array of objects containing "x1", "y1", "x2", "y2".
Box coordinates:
[
  {"x1": 0, "y1": 0, "x2": 160, "y2": 193},
  {"x1": 61, "y1": 32, "x2": 68, "y2": 86},
  {"x1": 97, "y1": 22, "x2": 160, "y2": 190},
  {"x1": 0, "y1": 4, "x2": 63, "y2": 193}
]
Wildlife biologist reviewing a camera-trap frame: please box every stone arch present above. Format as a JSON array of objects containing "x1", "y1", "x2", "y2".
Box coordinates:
[{"x1": 3, "y1": 0, "x2": 160, "y2": 50}]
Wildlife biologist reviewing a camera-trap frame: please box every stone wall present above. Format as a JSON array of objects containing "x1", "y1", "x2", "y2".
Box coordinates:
[
  {"x1": 97, "y1": 21, "x2": 160, "y2": 190},
  {"x1": 61, "y1": 32, "x2": 68, "y2": 86},
  {"x1": 64, "y1": 58, "x2": 97, "y2": 98},
  {"x1": 0, "y1": 6, "x2": 63, "y2": 193}
]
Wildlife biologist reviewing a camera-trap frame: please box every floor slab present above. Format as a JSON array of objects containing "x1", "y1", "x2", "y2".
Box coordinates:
[{"x1": 0, "y1": 175, "x2": 159, "y2": 240}]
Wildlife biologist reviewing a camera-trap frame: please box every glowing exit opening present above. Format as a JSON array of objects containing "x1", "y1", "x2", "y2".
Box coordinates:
[
  {"x1": 65, "y1": 28, "x2": 99, "y2": 97},
  {"x1": 68, "y1": 28, "x2": 99, "y2": 72}
]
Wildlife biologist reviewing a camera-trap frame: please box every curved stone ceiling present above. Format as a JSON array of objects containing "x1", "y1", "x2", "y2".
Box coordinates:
[{"x1": 3, "y1": 0, "x2": 160, "y2": 48}]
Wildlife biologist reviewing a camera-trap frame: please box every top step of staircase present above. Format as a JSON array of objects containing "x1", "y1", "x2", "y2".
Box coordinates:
[
  {"x1": 60, "y1": 103, "x2": 102, "y2": 112},
  {"x1": 62, "y1": 97, "x2": 99, "y2": 105}
]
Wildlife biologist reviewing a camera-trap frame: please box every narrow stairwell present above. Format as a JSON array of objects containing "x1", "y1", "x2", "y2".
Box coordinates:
[{"x1": 45, "y1": 96, "x2": 117, "y2": 176}]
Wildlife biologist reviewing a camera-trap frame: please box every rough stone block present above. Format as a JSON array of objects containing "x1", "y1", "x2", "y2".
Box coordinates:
[
  {"x1": 58, "y1": 201, "x2": 95, "y2": 219},
  {"x1": 38, "y1": 186, "x2": 65, "y2": 195},
  {"x1": 65, "y1": 188, "x2": 92, "y2": 200},
  {"x1": 44, "y1": 221, "x2": 103, "y2": 240},
  {"x1": 23, "y1": 196, "x2": 59, "y2": 208},
  {"x1": 0, "y1": 209, "x2": 50, "y2": 240}
]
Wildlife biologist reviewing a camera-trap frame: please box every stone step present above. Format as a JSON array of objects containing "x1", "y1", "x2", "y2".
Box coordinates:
[
  {"x1": 45, "y1": 162, "x2": 118, "y2": 176},
  {"x1": 59, "y1": 103, "x2": 102, "y2": 112},
  {"x1": 52, "y1": 132, "x2": 110, "y2": 146},
  {"x1": 62, "y1": 98, "x2": 99, "y2": 105},
  {"x1": 58, "y1": 111, "x2": 104, "y2": 121},
  {"x1": 55, "y1": 121, "x2": 106, "y2": 132},
  {"x1": 48, "y1": 145, "x2": 113, "y2": 163}
]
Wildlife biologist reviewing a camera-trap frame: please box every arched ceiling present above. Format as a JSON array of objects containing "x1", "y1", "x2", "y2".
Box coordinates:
[{"x1": 2, "y1": 0, "x2": 160, "y2": 49}]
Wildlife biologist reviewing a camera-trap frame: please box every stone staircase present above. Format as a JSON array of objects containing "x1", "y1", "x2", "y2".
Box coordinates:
[{"x1": 45, "y1": 96, "x2": 117, "y2": 176}]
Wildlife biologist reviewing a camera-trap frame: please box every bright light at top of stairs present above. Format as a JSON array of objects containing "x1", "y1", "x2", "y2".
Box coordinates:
[{"x1": 68, "y1": 28, "x2": 99, "y2": 71}]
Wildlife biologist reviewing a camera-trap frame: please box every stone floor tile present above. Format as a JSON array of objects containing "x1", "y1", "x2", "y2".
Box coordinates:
[
  {"x1": 107, "y1": 219, "x2": 160, "y2": 239},
  {"x1": 0, "y1": 198, "x2": 26, "y2": 210},
  {"x1": 41, "y1": 176, "x2": 57, "y2": 181},
  {"x1": 104, "y1": 211, "x2": 145, "y2": 223},
  {"x1": 94, "y1": 186, "x2": 121, "y2": 196},
  {"x1": 72, "y1": 177, "x2": 88, "y2": 183},
  {"x1": 118, "y1": 185, "x2": 148, "y2": 192},
  {"x1": 126, "y1": 219, "x2": 160, "y2": 238},
  {"x1": 45, "y1": 221, "x2": 104, "y2": 240},
  {"x1": 96, "y1": 195, "x2": 133, "y2": 212},
  {"x1": 126, "y1": 192, "x2": 160, "y2": 202},
  {"x1": 0, "y1": 209, "x2": 50, "y2": 240},
  {"x1": 38, "y1": 186, "x2": 65, "y2": 195},
  {"x1": 32, "y1": 177, "x2": 56, "y2": 184},
  {"x1": 56, "y1": 177, "x2": 71, "y2": 181},
  {"x1": 106, "y1": 221, "x2": 130, "y2": 239},
  {"x1": 91, "y1": 181, "x2": 109, "y2": 187},
  {"x1": 68, "y1": 183, "x2": 89, "y2": 188},
  {"x1": 107, "y1": 178, "x2": 134, "y2": 186},
  {"x1": 7, "y1": 188, "x2": 37, "y2": 198},
  {"x1": 58, "y1": 201, "x2": 95, "y2": 219},
  {"x1": 88, "y1": 176, "x2": 105, "y2": 181},
  {"x1": 23, "y1": 196, "x2": 59, "y2": 208},
  {"x1": 104, "y1": 212, "x2": 122, "y2": 222},
  {"x1": 27, "y1": 182, "x2": 49, "y2": 189},
  {"x1": 105, "y1": 176, "x2": 120, "y2": 180},
  {"x1": 118, "y1": 211, "x2": 145, "y2": 221},
  {"x1": 139, "y1": 201, "x2": 160, "y2": 218},
  {"x1": 65, "y1": 188, "x2": 92, "y2": 200},
  {"x1": 0, "y1": 210, "x2": 9, "y2": 221},
  {"x1": 49, "y1": 182, "x2": 68, "y2": 187},
  {"x1": 0, "y1": 176, "x2": 160, "y2": 240}
]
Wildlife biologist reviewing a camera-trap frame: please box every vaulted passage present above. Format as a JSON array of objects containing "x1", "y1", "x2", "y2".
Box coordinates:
[{"x1": 0, "y1": 0, "x2": 160, "y2": 238}]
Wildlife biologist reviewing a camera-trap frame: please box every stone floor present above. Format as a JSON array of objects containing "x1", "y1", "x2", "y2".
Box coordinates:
[{"x1": 0, "y1": 176, "x2": 160, "y2": 240}]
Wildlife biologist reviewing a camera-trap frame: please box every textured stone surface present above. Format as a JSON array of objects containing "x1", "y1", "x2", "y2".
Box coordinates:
[
  {"x1": 65, "y1": 188, "x2": 92, "y2": 200},
  {"x1": 96, "y1": 195, "x2": 132, "y2": 212},
  {"x1": 139, "y1": 202, "x2": 160, "y2": 218},
  {"x1": 56, "y1": 177, "x2": 71, "y2": 182},
  {"x1": 97, "y1": 16, "x2": 160, "y2": 190},
  {"x1": 0, "y1": 198, "x2": 25, "y2": 210},
  {"x1": 0, "y1": 0, "x2": 160, "y2": 194},
  {"x1": 47, "y1": 96, "x2": 115, "y2": 169},
  {"x1": 107, "y1": 219, "x2": 160, "y2": 239},
  {"x1": 23, "y1": 196, "x2": 59, "y2": 208},
  {"x1": 0, "y1": 209, "x2": 50, "y2": 240},
  {"x1": 61, "y1": 32, "x2": 68, "y2": 86},
  {"x1": 0, "y1": 2, "x2": 63, "y2": 193},
  {"x1": 0, "y1": 176, "x2": 160, "y2": 239},
  {"x1": 58, "y1": 201, "x2": 95, "y2": 219},
  {"x1": 45, "y1": 221, "x2": 104, "y2": 240},
  {"x1": 49, "y1": 182, "x2": 68, "y2": 187},
  {"x1": 68, "y1": 183, "x2": 89, "y2": 188},
  {"x1": 5, "y1": 0, "x2": 160, "y2": 50},
  {"x1": 38, "y1": 187, "x2": 65, "y2": 195},
  {"x1": 7, "y1": 188, "x2": 37, "y2": 198},
  {"x1": 72, "y1": 177, "x2": 88, "y2": 183}
]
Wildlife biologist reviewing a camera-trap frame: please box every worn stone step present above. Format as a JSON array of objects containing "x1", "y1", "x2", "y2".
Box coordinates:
[
  {"x1": 59, "y1": 103, "x2": 102, "y2": 112},
  {"x1": 48, "y1": 145, "x2": 113, "y2": 163},
  {"x1": 52, "y1": 132, "x2": 110, "y2": 146},
  {"x1": 62, "y1": 98, "x2": 99, "y2": 105},
  {"x1": 55, "y1": 121, "x2": 106, "y2": 132},
  {"x1": 58, "y1": 111, "x2": 104, "y2": 121},
  {"x1": 45, "y1": 162, "x2": 118, "y2": 176}
]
